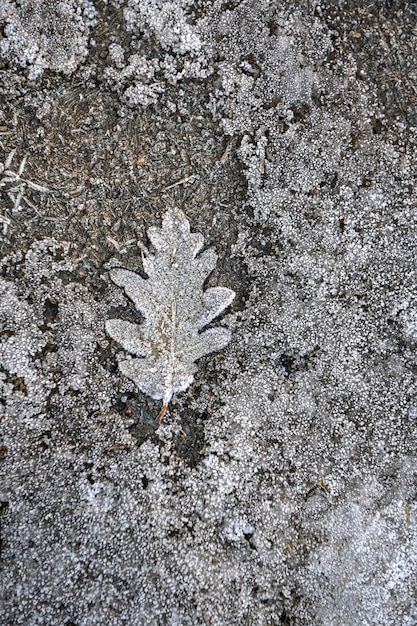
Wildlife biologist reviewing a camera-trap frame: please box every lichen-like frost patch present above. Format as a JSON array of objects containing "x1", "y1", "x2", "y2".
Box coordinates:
[{"x1": 105, "y1": 208, "x2": 235, "y2": 416}]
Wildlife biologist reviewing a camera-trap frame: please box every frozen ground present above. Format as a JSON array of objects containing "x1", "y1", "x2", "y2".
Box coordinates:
[{"x1": 0, "y1": 1, "x2": 417, "y2": 624}]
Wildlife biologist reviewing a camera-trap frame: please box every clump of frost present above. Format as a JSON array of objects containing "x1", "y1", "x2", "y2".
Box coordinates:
[
  {"x1": 207, "y1": 2, "x2": 417, "y2": 623},
  {"x1": 390, "y1": 300, "x2": 417, "y2": 345},
  {"x1": 208, "y1": 1, "x2": 330, "y2": 135},
  {"x1": 298, "y1": 472, "x2": 417, "y2": 625},
  {"x1": 123, "y1": 0, "x2": 203, "y2": 56},
  {"x1": 0, "y1": 239, "x2": 129, "y2": 450},
  {"x1": 0, "y1": 0, "x2": 97, "y2": 79},
  {"x1": 238, "y1": 109, "x2": 352, "y2": 196},
  {"x1": 104, "y1": 0, "x2": 212, "y2": 106},
  {"x1": 104, "y1": 49, "x2": 164, "y2": 107},
  {"x1": 0, "y1": 278, "x2": 49, "y2": 418},
  {"x1": 0, "y1": 0, "x2": 12, "y2": 22}
]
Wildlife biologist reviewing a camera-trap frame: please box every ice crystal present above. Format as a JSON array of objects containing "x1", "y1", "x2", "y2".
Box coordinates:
[{"x1": 105, "y1": 208, "x2": 235, "y2": 414}]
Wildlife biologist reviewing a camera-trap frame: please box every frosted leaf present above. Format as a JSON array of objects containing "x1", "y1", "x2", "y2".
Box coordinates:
[{"x1": 105, "y1": 208, "x2": 235, "y2": 414}]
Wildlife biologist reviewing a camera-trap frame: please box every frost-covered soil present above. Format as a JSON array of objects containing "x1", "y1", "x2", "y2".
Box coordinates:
[{"x1": 1, "y1": 1, "x2": 417, "y2": 625}]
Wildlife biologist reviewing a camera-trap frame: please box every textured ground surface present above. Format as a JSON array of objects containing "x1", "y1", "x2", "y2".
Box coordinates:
[{"x1": 1, "y1": 1, "x2": 417, "y2": 625}]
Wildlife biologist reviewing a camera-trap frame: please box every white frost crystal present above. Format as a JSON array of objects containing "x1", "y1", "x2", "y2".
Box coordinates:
[
  {"x1": 106, "y1": 208, "x2": 235, "y2": 412},
  {"x1": 0, "y1": 0, "x2": 96, "y2": 79}
]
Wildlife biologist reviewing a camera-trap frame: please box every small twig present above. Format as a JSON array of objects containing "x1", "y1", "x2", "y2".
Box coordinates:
[
  {"x1": 163, "y1": 175, "x2": 196, "y2": 191},
  {"x1": 104, "y1": 444, "x2": 129, "y2": 452},
  {"x1": 220, "y1": 136, "x2": 236, "y2": 162},
  {"x1": 156, "y1": 403, "x2": 168, "y2": 423},
  {"x1": 0, "y1": 150, "x2": 50, "y2": 214},
  {"x1": 4, "y1": 149, "x2": 15, "y2": 169},
  {"x1": 107, "y1": 236, "x2": 121, "y2": 251},
  {"x1": 107, "y1": 237, "x2": 137, "y2": 253},
  {"x1": 0, "y1": 214, "x2": 11, "y2": 235},
  {"x1": 23, "y1": 197, "x2": 58, "y2": 221}
]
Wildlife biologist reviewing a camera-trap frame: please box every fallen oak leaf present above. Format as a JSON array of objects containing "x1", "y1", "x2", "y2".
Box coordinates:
[{"x1": 106, "y1": 208, "x2": 235, "y2": 420}]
